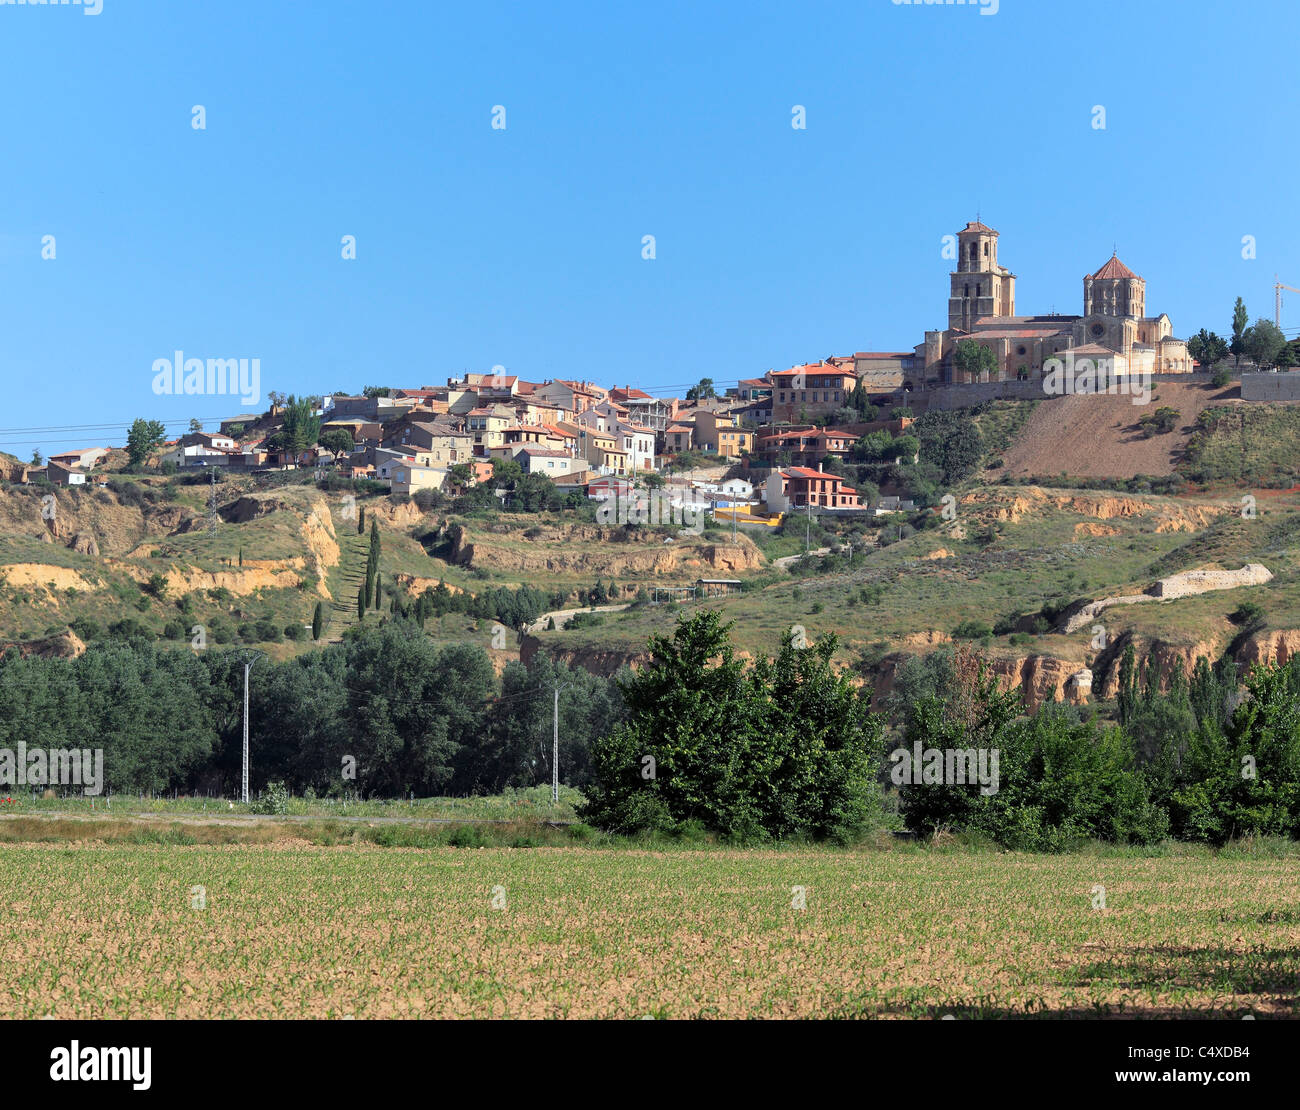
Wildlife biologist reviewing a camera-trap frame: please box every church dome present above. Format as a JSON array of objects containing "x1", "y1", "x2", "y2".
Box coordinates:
[{"x1": 1090, "y1": 254, "x2": 1139, "y2": 280}]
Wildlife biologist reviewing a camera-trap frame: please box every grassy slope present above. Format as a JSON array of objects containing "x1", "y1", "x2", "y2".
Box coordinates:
[{"x1": 6, "y1": 412, "x2": 1300, "y2": 669}]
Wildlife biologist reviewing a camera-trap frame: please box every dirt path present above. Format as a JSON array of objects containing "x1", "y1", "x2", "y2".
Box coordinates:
[
  {"x1": 774, "y1": 546, "x2": 832, "y2": 568},
  {"x1": 525, "y1": 603, "x2": 631, "y2": 633}
]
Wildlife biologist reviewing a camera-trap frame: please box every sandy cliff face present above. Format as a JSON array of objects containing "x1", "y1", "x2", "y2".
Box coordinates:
[
  {"x1": 0, "y1": 629, "x2": 86, "y2": 660},
  {"x1": 448, "y1": 523, "x2": 765, "y2": 577},
  {"x1": 959, "y1": 487, "x2": 1229, "y2": 532},
  {"x1": 869, "y1": 649, "x2": 1087, "y2": 712},
  {"x1": 300, "y1": 498, "x2": 341, "y2": 599},
  {"x1": 518, "y1": 635, "x2": 648, "y2": 676},
  {"x1": 1237, "y1": 630, "x2": 1300, "y2": 667},
  {"x1": 0, "y1": 564, "x2": 98, "y2": 592},
  {"x1": 0, "y1": 484, "x2": 193, "y2": 557}
]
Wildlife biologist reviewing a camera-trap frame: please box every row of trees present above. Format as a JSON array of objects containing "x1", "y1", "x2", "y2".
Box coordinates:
[
  {"x1": 0, "y1": 623, "x2": 622, "y2": 798},
  {"x1": 1188, "y1": 297, "x2": 1297, "y2": 373},
  {"x1": 583, "y1": 618, "x2": 1300, "y2": 847},
  {"x1": 6, "y1": 610, "x2": 1298, "y2": 848}
]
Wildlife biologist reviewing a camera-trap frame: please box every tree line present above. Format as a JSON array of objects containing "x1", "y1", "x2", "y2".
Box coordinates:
[
  {"x1": 4, "y1": 611, "x2": 1298, "y2": 850},
  {"x1": 0, "y1": 623, "x2": 623, "y2": 799}
]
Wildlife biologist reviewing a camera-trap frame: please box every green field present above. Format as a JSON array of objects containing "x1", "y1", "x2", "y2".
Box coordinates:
[{"x1": 2, "y1": 833, "x2": 1296, "y2": 1018}]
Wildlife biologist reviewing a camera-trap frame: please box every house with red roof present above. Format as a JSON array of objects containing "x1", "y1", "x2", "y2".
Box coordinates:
[
  {"x1": 768, "y1": 362, "x2": 858, "y2": 423},
  {"x1": 764, "y1": 467, "x2": 862, "y2": 513}
]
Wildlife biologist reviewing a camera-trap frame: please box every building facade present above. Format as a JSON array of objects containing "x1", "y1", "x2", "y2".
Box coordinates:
[{"x1": 916, "y1": 221, "x2": 1192, "y2": 387}]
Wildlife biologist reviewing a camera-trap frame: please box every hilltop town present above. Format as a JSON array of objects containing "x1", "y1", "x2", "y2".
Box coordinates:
[{"x1": 4, "y1": 219, "x2": 1300, "y2": 719}]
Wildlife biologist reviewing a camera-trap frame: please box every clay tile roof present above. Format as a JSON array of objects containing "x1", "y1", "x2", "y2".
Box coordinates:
[
  {"x1": 961, "y1": 221, "x2": 997, "y2": 235},
  {"x1": 1090, "y1": 254, "x2": 1139, "y2": 280}
]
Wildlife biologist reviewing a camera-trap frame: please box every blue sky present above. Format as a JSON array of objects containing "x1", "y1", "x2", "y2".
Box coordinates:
[{"x1": 0, "y1": 0, "x2": 1295, "y2": 457}]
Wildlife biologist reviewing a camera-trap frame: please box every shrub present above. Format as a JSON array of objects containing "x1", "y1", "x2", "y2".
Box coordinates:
[
  {"x1": 899, "y1": 662, "x2": 1168, "y2": 850},
  {"x1": 255, "y1": 618, "x2": 283, "y2": 643},
  {"x1": 253, "y1": 781, "x2": 290, "y2": 816},
  {"x1": 1231, "y1": 601, "x2": 1266, "y2": 629},
  {"x1": 69, "y1": 617, "x2": 101, "y2": 641}
]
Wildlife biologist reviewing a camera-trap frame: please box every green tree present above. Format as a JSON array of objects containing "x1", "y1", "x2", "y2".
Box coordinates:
[
  {"x1": 1117, "y1": 641, "x2": 1139, "y2": 726},
  {"x1": 582, "y1": 611, "x2": 883, "y2": 840},
  {"x1": 1242, "y1": 317, "x2": 1287, "y2": 370},
  {"x1": 1231, "y1": 297, "x2": 1249, "y2": 367},
  {"x1": 951, "y1": 340, "x2": 999, "y2": 382},
  {"x1": 1170, "y1": 659, "x2": 1300, "y2": 842},
  {"x1": 365, "y1": 518, "x2": 381, "y2": 608},
  {"x1": 489, "y1": 456, "x2": 524, "y2": 489},
  {"x1": 126, "y1": 418, "x2": 167, "y2": 467},
  {"x1": 312, "y1": 601, "x2": 325, "y2": 642},
  {"x1": 337, "y1": 624, "x2": 495, "y2": 796},
  {"x1": 319, "y1": 429, "x2": 355, "y2": 456},
  {"x1": 685, "y1": 378, "x2": 717, "y2": 401},
  {"x1": 847, "y1": 379, "x2": 877, "y2": 419},
  {"x1": 1188, "y1": 329, "x2": 1229, "y2": 371},
  {"x1": 271, "y1": 395, "x2": 321, "y2": 456},
  {"x1": 912, "y1": 410, "x2": 985, "y2": 484}
]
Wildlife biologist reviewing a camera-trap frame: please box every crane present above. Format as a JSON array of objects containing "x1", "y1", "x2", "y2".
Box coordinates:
[{"x1": 1274, "y1": 275, "x2": 1300, "y2": 327}]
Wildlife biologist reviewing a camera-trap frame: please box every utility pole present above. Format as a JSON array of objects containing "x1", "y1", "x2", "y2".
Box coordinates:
[
  {"x1": 239, "y1": 651, "x2": 266, "y2": 804},
  {"x1": 551, "y1": 681, "x2": 569, "y2": 805},
  {"x1": 208, "y1": 468, "x2": 218, "y2": 541},
  {"x1": 805, "y1": 499, "x2": 812, "y2": 554}
]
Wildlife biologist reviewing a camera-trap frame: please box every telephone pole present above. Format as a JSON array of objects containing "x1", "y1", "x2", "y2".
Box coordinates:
[
  {"x1": 551, "y1": 681, "x2": 570, "y2": 804},
  {"x1": 239, "y1": 650, "x2": 266, "y2": 804},
  {"x1": 208, "y1": 468, "x2": 219, "y2": 541}
]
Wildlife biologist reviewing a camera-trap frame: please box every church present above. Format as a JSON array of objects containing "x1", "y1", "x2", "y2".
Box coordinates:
[{"x1": 916, "y1": 221, "x2": 1192, "y2": 385}]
